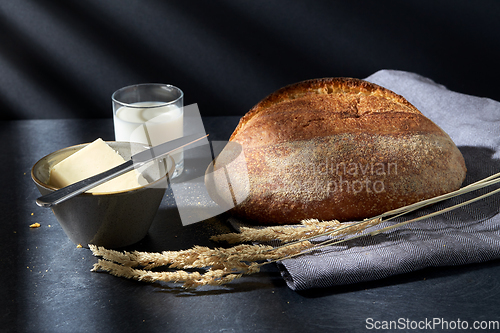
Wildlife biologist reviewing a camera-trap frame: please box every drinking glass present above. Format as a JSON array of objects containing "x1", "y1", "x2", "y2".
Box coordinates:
[{"x1": 112, "y1": 83, "x2": 184, "y2": 178}]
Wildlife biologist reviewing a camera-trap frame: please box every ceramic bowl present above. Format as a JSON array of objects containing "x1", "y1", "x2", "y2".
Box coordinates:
[{"x1": 31, "y1": 141, "x2": 173, "y2": 248}]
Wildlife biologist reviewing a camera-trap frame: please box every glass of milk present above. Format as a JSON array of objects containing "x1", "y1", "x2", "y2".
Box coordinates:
[{"x1": 112, "y1": 83, "x2": 184, "y2": 178}]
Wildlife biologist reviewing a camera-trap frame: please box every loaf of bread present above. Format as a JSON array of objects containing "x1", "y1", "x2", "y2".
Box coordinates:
[{"x1": 207, "y1": 78, "x2": 467, "y2": 225}]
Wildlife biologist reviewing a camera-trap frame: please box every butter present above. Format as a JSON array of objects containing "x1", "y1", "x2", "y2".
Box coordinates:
[{"x1": 49, "y1": 138, "x2": 147, "y2": 193}]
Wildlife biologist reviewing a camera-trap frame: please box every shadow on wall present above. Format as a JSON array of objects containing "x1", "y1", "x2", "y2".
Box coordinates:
[{"x1": 0, "y1": 1, "x2": 499, "y2": 120}]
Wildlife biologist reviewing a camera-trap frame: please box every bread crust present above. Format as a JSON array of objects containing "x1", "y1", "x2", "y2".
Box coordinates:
[
  {"x1": 231, "y1": 77, "x2": 421, "y2": 142},
  {"x1": 210, "y1": 78, "x2": 467, "y2": 225}
]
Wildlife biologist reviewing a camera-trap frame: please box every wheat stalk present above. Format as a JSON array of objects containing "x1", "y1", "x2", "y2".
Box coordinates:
[
  {"x1": 273, "y1": 171, "x2": 500, "y2": 261},
  {"x1": 90, "y1": 172, "x2": 500, "y2": 288}
]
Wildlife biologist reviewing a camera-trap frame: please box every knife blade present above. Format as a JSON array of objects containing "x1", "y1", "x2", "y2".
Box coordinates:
[{"x1": 35, "y1": 133, "x2": 208, "y2": 208}]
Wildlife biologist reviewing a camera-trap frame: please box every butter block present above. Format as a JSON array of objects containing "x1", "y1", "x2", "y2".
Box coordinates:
[{"x1": 49, "y1": 138, "x2": 147, "y2": 193}]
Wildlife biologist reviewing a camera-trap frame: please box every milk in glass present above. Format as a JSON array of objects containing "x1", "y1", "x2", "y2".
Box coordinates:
[{"x1": 114, "y1": 101, "x2": 183, "y2": 176}]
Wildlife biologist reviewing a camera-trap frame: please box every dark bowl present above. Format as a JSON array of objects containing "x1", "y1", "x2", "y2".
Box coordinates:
[{"x1": 31, "y1": 141, "x2": 173, "y2": 248}]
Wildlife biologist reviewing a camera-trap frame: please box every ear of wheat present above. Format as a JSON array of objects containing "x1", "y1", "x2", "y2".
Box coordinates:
[{"x1": 90, "y1": 171, "x2": 500, "y2": 288}]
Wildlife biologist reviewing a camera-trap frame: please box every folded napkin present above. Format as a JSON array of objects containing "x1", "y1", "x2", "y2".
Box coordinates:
[{"x1": 272, "y1": 70, "x2": 500, "y2": 290}]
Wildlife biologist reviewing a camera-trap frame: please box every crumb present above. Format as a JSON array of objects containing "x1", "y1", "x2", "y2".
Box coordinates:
[
  {"x1": 77, "y1": 244, "x2": 83, "y2": 248},
  {"x1": 48, "y1": 225, "x2": 51, "y2": 227},
  {"x1": 29, "y1": 223, "x2": 41, "y2": 228},
  {"x1": 31, "y1": 213, "x2": 34, "y2": 216}
]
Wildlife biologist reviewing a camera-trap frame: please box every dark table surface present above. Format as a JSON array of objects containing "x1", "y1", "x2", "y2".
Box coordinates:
[{"x1": 2, "y1": 117, "x2": 500, "y2": 333}]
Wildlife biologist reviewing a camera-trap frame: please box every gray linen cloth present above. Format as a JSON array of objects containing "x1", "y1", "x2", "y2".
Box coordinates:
[{"x1": 272, "y1": 70, "x2": 500, "y2": 290}]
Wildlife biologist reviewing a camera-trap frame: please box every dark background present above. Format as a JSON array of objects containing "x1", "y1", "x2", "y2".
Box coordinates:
[{"x1": 1, "y1": 0, "x2": 499, "y2": 120}]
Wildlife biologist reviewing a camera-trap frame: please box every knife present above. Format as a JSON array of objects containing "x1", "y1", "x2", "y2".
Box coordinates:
[{"x1": 36, "y1": 133, "x2": 208, "y2": 208}]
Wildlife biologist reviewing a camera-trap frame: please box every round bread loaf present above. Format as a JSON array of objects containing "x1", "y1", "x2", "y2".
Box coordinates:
[{"x1": 207, "y1": 78, "x2": 467, "y2": 225}]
